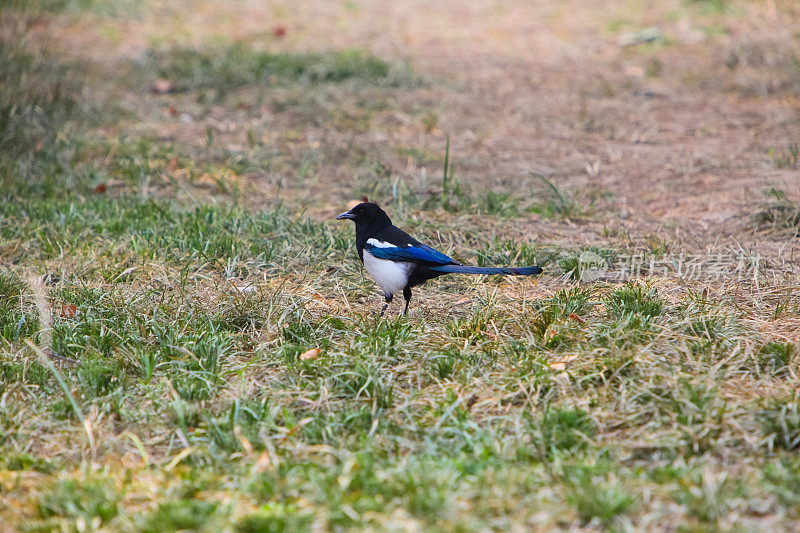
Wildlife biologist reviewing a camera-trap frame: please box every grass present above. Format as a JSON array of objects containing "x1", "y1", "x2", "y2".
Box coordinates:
[
  {"x1": 408, "y1": 140, "x2": 596, "y2": 218},
  {"x1": 10, "y1": 237, "x2": 788, "y2": 530},
  {"x1": 762, "y1": 394, "x2": 800, "y2": 452},
  {"x1": 770, "y1": 144, "x2": 799, "y2": 169},
  {"x1": 558, "y1": 246, "x2": 616, "y2": 280},
  {"x1": 6, "y1": 187, "x2": 786, "y2": 527},
  {"x1": 605, "y1": 281, "x2": 664, "y2": 319},
  {"x1": 564, "y1": 465, "x2": 634, "y2": 526},
  {"x1": 2, "y1": 0, "x2": 800, "y2": 530},
  {"x1": 752, "y1": 187, "x2": 800, "y2": 235},
  {"x1": 141, "y1": 44, "x2": 418, "y2": 100}
]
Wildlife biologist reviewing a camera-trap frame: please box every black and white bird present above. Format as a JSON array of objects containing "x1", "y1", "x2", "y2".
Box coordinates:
[{"x1": 337, "y1": 202, "x2": 543, "y2": 315}]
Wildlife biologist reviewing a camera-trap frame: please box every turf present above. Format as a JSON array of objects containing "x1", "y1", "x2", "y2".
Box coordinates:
[{"x1": 1, "y1": 0, "x2": 800, "y2": 531}]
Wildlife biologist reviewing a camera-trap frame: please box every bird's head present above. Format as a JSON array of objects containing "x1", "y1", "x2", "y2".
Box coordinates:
[{"x1": 336, "y1": 202, "x2": 391, "y2": 228}]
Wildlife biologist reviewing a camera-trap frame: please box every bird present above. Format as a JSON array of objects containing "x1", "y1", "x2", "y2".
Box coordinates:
[{"x1": 336, "y1": 202, "x2": 543, "y2": 315}]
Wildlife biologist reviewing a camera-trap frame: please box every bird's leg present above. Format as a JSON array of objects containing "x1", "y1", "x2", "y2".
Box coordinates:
[
  {"x1": 402, "y1": 287, "x2": 412, "y2": 316},
  {"x1": 380, "y1": 293, "x2": 393, "y2": 317}
]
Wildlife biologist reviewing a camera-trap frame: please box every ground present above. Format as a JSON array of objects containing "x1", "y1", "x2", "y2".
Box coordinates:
[{"x1": 1, "y1": 0, "x2": 800, "y2": 530}]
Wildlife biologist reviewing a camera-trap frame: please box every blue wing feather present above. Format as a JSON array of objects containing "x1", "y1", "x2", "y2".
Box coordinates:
[{"x1": 365, "y1": 243, "x2": 454, "y2": 265}]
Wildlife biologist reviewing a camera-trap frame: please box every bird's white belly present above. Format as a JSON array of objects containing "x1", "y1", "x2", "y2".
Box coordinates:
[{"x1": 363, "y1": 251, "x2": 410, "y2": 296}]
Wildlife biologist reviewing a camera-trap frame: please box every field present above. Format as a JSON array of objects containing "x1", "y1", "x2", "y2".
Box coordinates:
[{"x1": 2, "y1": 0, "x2": 800, "y2": 530}]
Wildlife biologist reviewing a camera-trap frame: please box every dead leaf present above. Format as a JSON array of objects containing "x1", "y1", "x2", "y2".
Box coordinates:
[
  {"x1": 252, "y1": 451, "x2": 272, "y2": 473},
  {"x1": 549, "y1": 354, "x2": 580, "y2": 371},
  {"x1": 299, "y1": 348, "x2": 321, "y2": 360},
  {"x1": 152, "y1": 78, "x2": 173, "y2": 94},
  {"x1": 273, "y1": 24, "x2": 287, "y2": 38},
  {"x1": 93, "y1": 183, "x2": 107, "y2": 194},
  {"x1": 568, "y1": 313, "x2": 585, "y2": 324},
  {"x1": 465, "y1": 394, "x2": 479, "y2": 410},
  {"x1": 58, "y1": 304, "x2": 77, "y2": 318}
]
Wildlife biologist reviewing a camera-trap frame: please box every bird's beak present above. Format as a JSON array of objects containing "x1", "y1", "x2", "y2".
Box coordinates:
[{"x1": 336, "y1": 210, "x2": 355, "y2": 220}]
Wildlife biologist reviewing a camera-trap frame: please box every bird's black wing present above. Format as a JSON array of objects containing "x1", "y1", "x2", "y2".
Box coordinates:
[{"x1": 365, "y1": 225, "x2": 458, "y2": 266}]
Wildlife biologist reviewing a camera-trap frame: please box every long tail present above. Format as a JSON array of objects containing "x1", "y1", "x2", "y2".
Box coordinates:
[{"x1": 428, "y1": 265, "x2": 543, "y2": 276}]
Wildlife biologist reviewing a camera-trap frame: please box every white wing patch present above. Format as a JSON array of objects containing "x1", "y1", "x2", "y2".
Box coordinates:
[
  {"x1": 363, "y1": 249, "x2": 411, "y2": 296},
  {"x1": 366, "y1": 238, "x2": 414, "y2": 249}
]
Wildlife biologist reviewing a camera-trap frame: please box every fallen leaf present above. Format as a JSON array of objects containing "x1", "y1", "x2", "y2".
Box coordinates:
[
  {"x1": 28, "y1": 15, "x2": 49, "y2": 31},
  {"x1": 93, "y1": 183, "x2": 107, "y2": 194},
  {"x1": 465, "y1": 394, "x2": 479, "y2": 410},
  {"x1": 273, "y1": 24, "x2": 287, "y2": 38},
  {"x1": 234, "y1": 425, "x2": 253, "y2": 454},
  {"x1": 152, "y1": 78, "x2": 173, "y2": 94},
  {"x1": 299, "y1": 348, "x2": 321, "y2": 360},
  {"x1": 282, "y1": 417, "x2": 313, "y2": 442},
  {"x1": 568, "y1": 313, "x2": 585, "y2": 324},
  {"x1": 549, "y1": 354, "x2": 580, "y2": 371},
  {"x1": 59, "y1": 304, "x2": 77, "y2": 318},
  {"x1": 252, "y1": 451, "x2": 272, "y2": 473}
]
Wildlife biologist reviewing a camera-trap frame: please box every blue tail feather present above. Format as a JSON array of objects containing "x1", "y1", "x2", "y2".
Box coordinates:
[{"x1": 428, "y1": 265, "x2": 543, "y2": 276}]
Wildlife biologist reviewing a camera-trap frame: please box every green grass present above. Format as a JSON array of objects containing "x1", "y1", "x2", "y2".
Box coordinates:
[
  {"x1": 142, "y1": 44, "x2": 418, "y2": 100},
  {"x1": 605, "y1": 281, "x2": 664, "y2": 319},
  {"x1": 558, "y1": 246, "x2": 615, "y2": 280},
  {"x1": 0, "y1": 272, "x2": 40, "y2": 342},
  {"x1": 762, "y1": 394, "x2": 800, "y2": 452},
  {"x1": 752, "y1": 188, "x2": 800, "y2": 235},
  {"x1": 138, "y1": 499, "x2": 222, "y2": 533},
  {"x1": 35, "y1": 476, "x2": 122, "y2": 528},
  {"x1": 685, "y1": 0, "x2": 735, "y2": 16},
  {"x1": 564, "y1": 464, "x2": 634, "y2": 526},
  {"x1": 4, "y1": 239, "x2": 783, "y2": 529},
  {"x1": 2, "y1": 0, "x2": 138, "y2": 14},
  {"x1": 0, "y1": 39, "x2": 91, "y2": 199},
  {"x1": 0, "y1": 199, "x2": 347, "y2": 266},
  {"x1": 235, "y1": 503, "x2": 311, "y2": 533},
  {"x1": 763, "y1": 458, "x2": 800, "y2": 509},
  {"x1": 769, "y1": 144, "x2": 799, "y2": 169}
]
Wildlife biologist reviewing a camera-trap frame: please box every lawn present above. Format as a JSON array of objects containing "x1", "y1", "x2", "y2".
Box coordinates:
[{"x1": 1, "y1": 0, "x2": 800, "y2": 531}]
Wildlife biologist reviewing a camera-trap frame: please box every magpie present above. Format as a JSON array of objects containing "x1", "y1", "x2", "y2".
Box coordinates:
[{"x1": 337, "y1": 202, "x2": 543, "y2": 315}]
